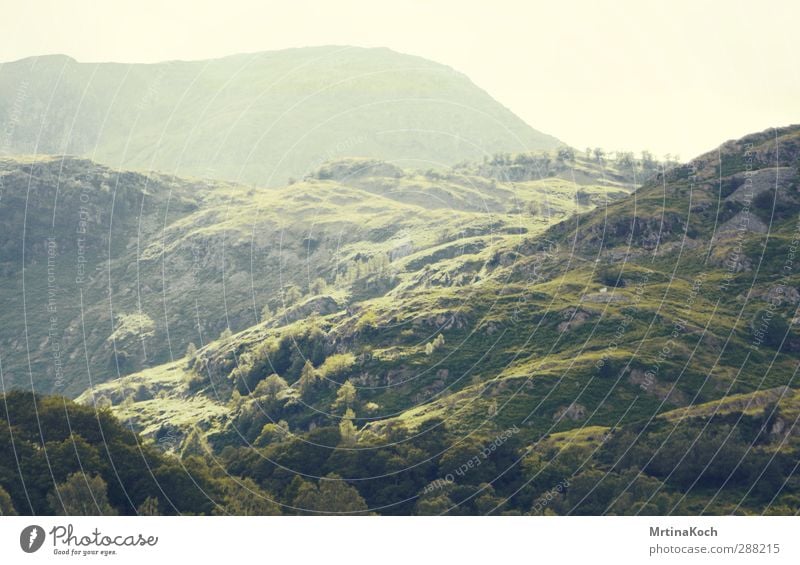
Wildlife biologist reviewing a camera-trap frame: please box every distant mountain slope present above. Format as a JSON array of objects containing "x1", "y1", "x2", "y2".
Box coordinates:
[
  {"x1": 0, "y1": 149, "x2": 631, "y2": 396},
  {"x1": 0, "y1": 47, "x2": 560, "y2": 185}
]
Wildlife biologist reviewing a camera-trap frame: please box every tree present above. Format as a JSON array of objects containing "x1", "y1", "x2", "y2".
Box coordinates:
[
  {"x1": 283, "y1": 285, "x2": 303, "y2": 306},
  {"x1": 94, "y1": 395, "x2": 112, "y2": 410},
  {"x1": 331, "y1": 380, "x2": 357, "y2": 412},
  {"x1": 212, "y1": 477, "x2": 281, "y2": 516},
  {"x1": 416, "y1": 493, "x2": 454, "y2": 515},
  {"x1": 593, "y1": 147, "x2": 605, "y2": 162},
  {"x1": 309, "y1": 277, "x2": 327, "y2": 295},
  {"x1": 255, "y1": 420, "x2": 290, "y2": 446},
  {"x1": 47, "y1": 472, "x2": 118, "y2": 516},
  {"x1": 597, "y1": 266, "x2": 625, "y2": 288},
  {"x1": 339, "y1": 408, "x2": 358, "y2": 446},
  {"x1": 355, "y1": 310, "x2": 378, "y2": 333},
  {"x1": 181, "y1": 427, "x2": 211, "y2": 458},
  {"x1": 0, "y1": 485, "x2": 17, "y2": 516},
  {"x1": 616, "y1": 151, "x2": 634, "y2": 168},
  {"x1": 134, "y1": 384, "x2": 150, "y2": 401},
  {"x1": 137, "y1": 496, "x2": 161, "y2": 516},
  {"x1": 185, "y1": 342, "x2": 198, "y2": 360},
  {"x1": 260, "y1": 304, "x2": 272, "y2": 322},
  {"x1": 254, "y1": 374, "x2": 289, "y2": 399},
  {"x1": 557, "y1": 147, "x2": 575, "y2": 162},
  {"x1": 219, "y1": 327, "x2": 233, "y2": 340},
  {"x1": 539, "y1": 155, "x2": 552, "y2": 175},
  {"x1": 296, "y1": 360, "x2": 318, "y2": 396},
  {"x1": 426, "y1": 333, "x2": 445, "y2": 355},
  {"x1": 293, "y1": 474, "x2": 368, "y2": 514},
  {"x1": 318, "y1": 353, "x2": 355, "y2": 380}
]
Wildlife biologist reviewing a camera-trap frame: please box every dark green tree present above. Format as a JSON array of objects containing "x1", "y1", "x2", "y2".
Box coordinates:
[{"x1": 47, "y1": 472, "x2": 118, "y2": 516}]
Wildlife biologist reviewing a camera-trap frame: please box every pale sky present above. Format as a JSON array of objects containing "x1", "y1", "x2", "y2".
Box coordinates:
[{"x1": 1, "y1": 0, "x2": 798, "y2": 160}]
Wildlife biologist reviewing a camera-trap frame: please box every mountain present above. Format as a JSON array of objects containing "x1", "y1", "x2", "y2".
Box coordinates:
[
  {"x1": 68, "y1": 125, "x2": 800, "y2": 515},
  {"x1": 0, "y1": 149, "x2": 640, "y2": 397},
  {"x1": 0, "y1": 47, "x2": 561, "y2": 185},
  {"x1": 3, "y1": 124, "x2": 799, "y2": 515}
]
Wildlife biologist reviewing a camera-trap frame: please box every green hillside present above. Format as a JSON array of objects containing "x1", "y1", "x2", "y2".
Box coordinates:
[
  {"x1": 0, "y1": 149, "x2": 639, "y2": 397},
  {"x1": 0, "y1": 47, "x2": 560, "y2": 186},
  {"x1": 3, "y1": 125, "x2": 799, "y2": 514},
  {"x1": 62, "y1": 125, "x2": 800, "y2": 514}
]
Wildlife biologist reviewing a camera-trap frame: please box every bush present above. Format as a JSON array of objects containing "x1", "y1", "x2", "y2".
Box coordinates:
[{"x1": 318, "y1": 353, "x2": 356, "y2": 381}]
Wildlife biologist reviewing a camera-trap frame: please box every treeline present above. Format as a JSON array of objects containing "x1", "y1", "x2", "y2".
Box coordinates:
[
  {"x1": 2, "y1": 391, "x2": 799, "y2": 515},
  {"x1": 0, "y1": 391, "x2": 280, "y2": 516},
  {"x1": 451, "y1": 148, "x2": 673, "y2": 184},
  {"x1": 218, "y1": 407, "x2": 800, "y2": 515}
]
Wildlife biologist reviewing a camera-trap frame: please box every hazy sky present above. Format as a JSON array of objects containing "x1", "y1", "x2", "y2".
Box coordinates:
[{"x1": 2, "y1": 0, "x2": 797, "y2": 159}]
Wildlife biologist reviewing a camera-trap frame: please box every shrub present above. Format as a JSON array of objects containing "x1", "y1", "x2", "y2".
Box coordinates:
[{"x1": 318, "y1": 353, "x2": 356, "y2": 381}]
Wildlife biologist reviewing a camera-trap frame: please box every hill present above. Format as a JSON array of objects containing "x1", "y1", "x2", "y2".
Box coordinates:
[
  {"x1": 68, "y1": 126, "x2": 800, "y2": 514},
  {"x1": 4, "y1": 125, "x2": 799, "y2": 514},
  {"x1": 0, "y1": 149, "x2": 640, "y2": 396},
  {"x1": 0, "y1": 47, "x2": 561, "y2": 185}
]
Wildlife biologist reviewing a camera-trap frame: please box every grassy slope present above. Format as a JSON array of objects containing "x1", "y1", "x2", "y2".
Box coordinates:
[
  {"x1": 64, "y1": 127, "x2": 800, "y2": 513},
  {"x1": 81, "y1": 128, "x2": 800, "y2": 448}
]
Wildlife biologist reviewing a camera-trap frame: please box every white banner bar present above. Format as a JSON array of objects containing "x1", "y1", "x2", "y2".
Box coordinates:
[{"x1": 1, "y1": 516, "x2": 799, "y2": 564}]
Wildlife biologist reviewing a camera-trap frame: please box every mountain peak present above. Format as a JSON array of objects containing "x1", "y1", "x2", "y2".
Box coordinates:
[{"x1": 0, "y1": 47, "x2": 560, "y2": 186}]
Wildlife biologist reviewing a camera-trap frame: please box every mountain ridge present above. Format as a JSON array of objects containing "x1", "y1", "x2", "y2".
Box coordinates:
[
  {"x1": 0, "y1": 46, "x2": 561, "y2": 186},
  {"x1": 0, "y1": 147, "x2": 641, "y2": 396}
]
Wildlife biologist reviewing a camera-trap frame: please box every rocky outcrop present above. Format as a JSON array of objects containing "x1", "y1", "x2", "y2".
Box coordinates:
[{"x1": 553, "y1": 402, "x2": 587, "y2": 422}]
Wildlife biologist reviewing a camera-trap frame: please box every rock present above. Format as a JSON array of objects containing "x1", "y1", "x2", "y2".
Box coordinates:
[
  {"x1": 558, "y1": 308, "x2": 590, "y2": 333},
  {"x1": 553, "y1": 403, "x2": 586, "y2": 422},
  {"x1": 279, "y1": 295, "x2": 341, "y2": 324}
]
